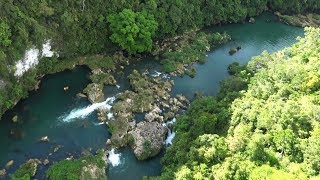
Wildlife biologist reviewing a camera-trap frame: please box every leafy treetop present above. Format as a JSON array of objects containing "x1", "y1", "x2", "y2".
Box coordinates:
[{"x1": 107, "y1": 9, "x2": 158, "y2": 54}]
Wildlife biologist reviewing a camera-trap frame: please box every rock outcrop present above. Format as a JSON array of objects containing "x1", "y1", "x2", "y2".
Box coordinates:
[
  {"x1": 0, "y1": 169, "x2": 6, "y2": 177},
  {"x1": 129, "y1": 122, "x2": 167, "y2": 160},
  {"x1": 5, "y1": 160, "x2": 14, "y2": 169},
  {"x1": 276, "y1": 12, "x2": 320, "y2": 27},
  {"x1": 145, "y1": 106, "x2": 163, "y2": 122},
  {"x1": 83, "y1": 83, "x2": 104, "y2": 103},
  {"x1": 80, "y1": 164, "x2": 107, "y2": 180},
  {"x1": 249, "y1": 17, "x2": 255, "y2": 23},
  {"x1": 40, "y1": 136, "x2": 50, "y2": 142},
  {"x1": 107, "y1": 71, "x2": 190, "y2": 160}
]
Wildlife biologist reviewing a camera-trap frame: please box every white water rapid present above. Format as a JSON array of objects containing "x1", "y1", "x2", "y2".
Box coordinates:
[
  {"x1": 62, "y1": 97, "x2": 115, "y2": 122},
  {"x1": 164, "y1": 118, "x2": 176, "y2": 145},
  {"x1": 151, "y1": 70, "x2": 170, "y2": 79},
  {"x1": 108, "y1": 148, "x2": 121, "y2": 167}
]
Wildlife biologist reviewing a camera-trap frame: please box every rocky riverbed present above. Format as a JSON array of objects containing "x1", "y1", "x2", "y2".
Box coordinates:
[
  {"x1": 84, "y1": 69, "x2": 189, "y2": 160},
  {"x1": 52, "y1": 66, "x2": 184, "y2": 164}
]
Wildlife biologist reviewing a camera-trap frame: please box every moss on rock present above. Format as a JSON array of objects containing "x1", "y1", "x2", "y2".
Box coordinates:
[
  {"x1": 10, "y1": 159, "x2": 41, "y2": 180},
  {"x1": 83, "y1": 83, "x2": 104, "y2": 103},
  {"x1": 46, "y1": 150, "x2": 107, "y2": 180}
]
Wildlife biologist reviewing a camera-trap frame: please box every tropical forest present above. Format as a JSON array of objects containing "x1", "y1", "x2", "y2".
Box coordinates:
[{"x1": 0, "y1": 0, "x2": 320, "y2": 179}]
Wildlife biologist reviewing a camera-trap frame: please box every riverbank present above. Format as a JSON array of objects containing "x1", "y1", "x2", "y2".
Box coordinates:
[{"x1": 275, "y1": 12, "x2": 320, "y2": 27}]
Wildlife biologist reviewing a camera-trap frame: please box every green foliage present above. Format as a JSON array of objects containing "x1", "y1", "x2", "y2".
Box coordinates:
[
  {"x1": 160, "y1": 28, "x2": 320, "y2": 179},
  {"x1": 304, "y1": 125, "x2": 320, "y2": 176},
  {"x1": 161, "y1": 32, "x2": 231, "y2": 74},
  {"x1": 184, "y1": 68, "x2": 196, "y2": 78},
  {"x1": 10, "y1": 160, "x2": 38, "y2": 180},
  {"x1": 0, "y1": 21, "x2": 12, "y2": 47},
  {"x1": 90, "y1": 72, "x2": 116, "y2": 85},
  {"x1": 249, "y1": 165, "x2": 295, "y2": 180},
  {"x1": 46, "y1": 150, "x2": 106, "y2": 180},
  {"x1": 108, "y1": 9, "x2": 158, "y2": 54}
]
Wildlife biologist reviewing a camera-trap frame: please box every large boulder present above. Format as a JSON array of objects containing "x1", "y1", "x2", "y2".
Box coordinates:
[
  {"x1": 5, "y1": 160, "x2": 14, "y2": 169},
  {"x1": 80, "y1": 164, "x2": 107, "y2": 180},
  {"x1": 109, "y1": 114, "x2": 136, "y2": 148},
  {"x1": 249, "y1": 17, "x2": 255, "y2": 23},
  {"x1": 145, "y1": 106, "x2": 163, "y2": 122},
  {"x1": 0, "y1": 169, "x2": 6, "y2": 177},
  {"x1": 83, "y1": 83, "x2": 104, "y2": 103},
  {"x1": 129, "y1": 122, "x2": 167, "y2": 160}
]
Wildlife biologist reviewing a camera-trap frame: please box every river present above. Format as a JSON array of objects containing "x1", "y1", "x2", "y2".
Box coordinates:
[{"x1": 0, "y1": 12, "x2": 303, "y2": 179}]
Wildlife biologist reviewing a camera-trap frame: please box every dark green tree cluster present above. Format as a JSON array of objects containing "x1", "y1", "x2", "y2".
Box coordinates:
[
  {"x1": 159, "y1": 27, "x2": 320, "y2": 179},
  {"x1": 108, "y1": 9, "x2": 158, "y2": 54}
]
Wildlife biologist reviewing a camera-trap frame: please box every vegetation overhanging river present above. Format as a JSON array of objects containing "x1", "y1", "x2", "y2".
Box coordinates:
[{"x1": 0, "y1": 12, "x2": 303, "y2": 179}]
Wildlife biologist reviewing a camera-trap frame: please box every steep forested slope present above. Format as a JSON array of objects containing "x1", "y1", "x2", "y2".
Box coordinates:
[{"x1": 160, "y1": 27, "x2": 320, "y2": 179}]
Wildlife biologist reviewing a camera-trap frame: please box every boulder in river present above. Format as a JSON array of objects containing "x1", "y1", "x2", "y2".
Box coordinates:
[
  {"x1": 5, "y1": 160, "x2": 14, "y2": 169},
  {"x1": 63, "y1": 86, "x2": 69, "y2": 91},
  {"x1": 249, "y1": 17, "x2": 255, "y2": 23},
  {"x1": 0, "y1": 169, "x2": 6, "y2": 177},
  {"x1": 129, "y1": 121, "x2": 167, "y2": 160},
  {"x1": 144, "y1": 106, "x2": 162, "y2": 122},
  {"x1": 229, "y1": 48, "x2": 238, "y2": 55},
  {"x1": 43, "y1": 159, "x2": 50, "y2": 165},
  {"x1": 40, "y1": 136, "x2": 49, "y2": 142},
  {"x1": 53, "y1": 145, "x2": 62, "y2": 153},
  {"x1": 12, "y1": 115, "x2": 18, "y2": 123},
  {"x1": 83, "y1": 83, "x2": 104, "y2": 103},
  {"x1": 77, "y1": 93, "x2": 87, "y2": 98},
  {"x1": 106, "y1": 139, "x2": 112, "y2": 146}
]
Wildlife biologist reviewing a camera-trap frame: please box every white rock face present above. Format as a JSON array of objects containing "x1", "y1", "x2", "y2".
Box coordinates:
[
  {"x1": 41, "y1": 40, "x2": 54, "y2": 57},
  {"x1": 14, "y1": 48, "x2": 40, "y2": 77},
  {"x1": 14, "y1": 40, "x2": 54, "y2": 77}
]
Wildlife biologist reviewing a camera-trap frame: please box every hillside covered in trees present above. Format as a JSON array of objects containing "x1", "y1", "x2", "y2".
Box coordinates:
[
  {"x1": 1, "y1": 0, "x2": 320, "y2": 118},
  {"x1": 160, "y1": 27, "x2": 320, "y2": 179}
]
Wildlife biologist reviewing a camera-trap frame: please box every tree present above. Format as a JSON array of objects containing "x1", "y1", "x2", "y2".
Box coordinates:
[
  {"x1": 107, "y1": 9, "x2": 158, "y2": 54},
  {"x1": 0, "y1": 21, "x2": 12, "y2": 47}
]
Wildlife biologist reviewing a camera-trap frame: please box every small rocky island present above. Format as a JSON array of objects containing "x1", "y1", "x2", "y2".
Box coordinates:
[{"x1": 84, "y1": 69, "x2": 189, "y2": 160}]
